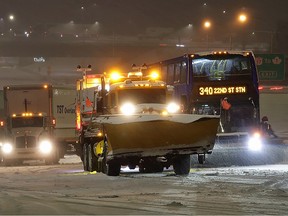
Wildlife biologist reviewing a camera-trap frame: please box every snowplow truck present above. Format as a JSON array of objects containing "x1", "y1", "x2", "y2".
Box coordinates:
[
  {"x1": 76, "y1": 71, "x2": 220, "y2": 176},
  {"x1": 0, "y1": 84, "x2": 77, "y2": 165}
]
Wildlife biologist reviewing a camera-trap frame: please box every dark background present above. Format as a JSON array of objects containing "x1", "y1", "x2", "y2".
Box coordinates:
[{"x1": 0, "y1": 0, "x2": 287, "y2": 86}]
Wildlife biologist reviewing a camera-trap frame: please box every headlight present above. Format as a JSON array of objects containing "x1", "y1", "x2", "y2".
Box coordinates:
[
  {"x1": 167, "y1": 102, "x2": 180, "y2": 113},
  {"x1": 248, "y1": 132, "x2": 262, "y2": 151},
  {"x1": 120, "y1": 102, "x2": 136, "y2": 115},
  {"x1": 2, "y1": 143, "x2": 13, "y2": 154},
  {"x1": 39, "y1": 140, "x2": 53, "y2": 154}
]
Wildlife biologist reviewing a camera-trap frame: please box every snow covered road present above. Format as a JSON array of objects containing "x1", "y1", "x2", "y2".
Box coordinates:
[{"x1": 0, "y1": 157, "x2": 288, "y2": 215}]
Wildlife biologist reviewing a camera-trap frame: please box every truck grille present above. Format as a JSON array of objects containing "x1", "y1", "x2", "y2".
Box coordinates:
[{"x1": 15, "y1": 136, "x2": 37, "y2": 148}]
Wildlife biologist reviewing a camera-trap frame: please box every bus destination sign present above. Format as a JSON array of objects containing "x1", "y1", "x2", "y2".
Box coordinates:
[{"x1": 199, "y1": 86, "x2": 247, "y2": 96}]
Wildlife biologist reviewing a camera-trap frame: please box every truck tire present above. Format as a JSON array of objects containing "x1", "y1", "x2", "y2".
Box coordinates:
[
  {"x1": 173, "y1": 155, "x2": 191, "y2": 176},
  {"x1": 106, "y1": 161, "x2": 121, "y2": 176},
  {"x1": 198, "y1": 154, "x2": 205, "y2": 164},
  {"x1": 101, "y1": 139, "x2": 121, "y2": 176},
  {"x1": 87, "y1": 143, "x2": 98, "y2": 172},
  {"x1": 82, "y1": 143, "x2": 89, "y2": 171}
]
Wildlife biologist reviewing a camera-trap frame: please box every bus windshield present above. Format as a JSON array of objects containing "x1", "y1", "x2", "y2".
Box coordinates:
[
  {"x1": 11, "y1": 116, "x2": 44, "y2": 128},
  {"x1": 192, "y1": 55, "x2": 252, "y2": 81},
  {"x1": 118, "y1": 89, "x2": 166, "y2": 104}
]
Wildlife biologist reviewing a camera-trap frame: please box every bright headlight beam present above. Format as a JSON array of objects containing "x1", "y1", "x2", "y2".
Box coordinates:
[
  {"x1": 248, "y1": 133, "x2": 262, "y2": 151},
  {"x1": 2, "y1": 143, "x2": 13, "y2": 154},
  {"x1": 120, "y1": 103, "x2": 136, "y2": 115},
  {"x1": 39, "y1": 140, "x2": 53, "y2": 154},
  {"x1": 167, "y1": 102, "x2": 180, "y2": 113}
]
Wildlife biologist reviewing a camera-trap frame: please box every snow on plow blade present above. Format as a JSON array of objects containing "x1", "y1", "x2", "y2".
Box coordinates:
[{"x1": 95, "y1": 114, "x2": 220, "y2": 159}]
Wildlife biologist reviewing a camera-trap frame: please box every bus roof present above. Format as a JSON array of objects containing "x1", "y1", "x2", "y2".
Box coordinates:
[{"x1": 189, "y1": 50, "x2": 254, "y2": 56}]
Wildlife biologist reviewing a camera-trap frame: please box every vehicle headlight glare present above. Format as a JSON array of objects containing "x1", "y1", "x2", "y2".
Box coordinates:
[
  {"x1": 167, "y1": 102, "x2": 180, "y2": 113},
  {"x1": 2, "y1": 143, "x2": 13, "y2": 154},
  {"x1": 120, "y1": 103, "x2": 136, "y2": 115},
  {"x1": 39, "y1": 140, "x2": 53, "y2": 154},
  {"x1": 248, "y1": 133, "x2": 262, "y2": 151}
]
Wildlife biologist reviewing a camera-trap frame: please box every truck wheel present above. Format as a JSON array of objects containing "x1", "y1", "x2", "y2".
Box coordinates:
[
  {"x1": 106, "y1": 161, "x2": 121, "y2": 176},
  {"x1": 173, "y1": 155, "x2": 191, "y2": 176},
  {"x1": 198, "y1": 154, "x2": 205, "y2": 164},
  {"x1": 82, "y1": 143, "x2": 89, "y2": 171},
  {"x1": 87, "y1": 143, "x2": 98, "y2": 172},
  {"x1": 101, "y1": 139, "x2": 121, "y2": 176}
]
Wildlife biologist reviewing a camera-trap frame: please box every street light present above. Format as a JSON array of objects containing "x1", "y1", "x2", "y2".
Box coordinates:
[
  {"x1": 229, "y1": 13, "x2": 248, "y2": 50},
  {"x1": 238, "y1": 14, "x2": 248, "y2": 23},
  {"x1": 9, "y1": 14, "x2": 15, "y2": 21},
  {"x1": 204, "y1": 21, "x2": 211, "y2": 29},
  {"x1": 203, "y1": 20, "x2": 211, "y2": 49}
]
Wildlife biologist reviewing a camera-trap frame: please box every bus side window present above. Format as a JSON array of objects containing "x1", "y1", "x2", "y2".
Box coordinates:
[
  {"x1": 240, "y1": 60, "x2": 250, "y2": 74},
  {"x1": 192, "y1": 62, "x2": 200, "y2": 75},
  {"x1": 174, "y1": 63, "x2": 181, "y2": 84},
  {"x1": 231, "y1": 58, "x2": 243, "y2": 73},
  {"x1": 200, "y1": 62, "x2": 210, "y2": 76},
  {"x1": 161, "y1": 66, "x2": 168, "y2": 82},
  {"x1": 167, "y1": 64, "x2": 174, "y2": 84},
  {"x1": 180, "y1": 61, "x2": 187, "y2": 83},
  {"x1": 224, "y1": 60, "x2": 233, "y2": 74}
]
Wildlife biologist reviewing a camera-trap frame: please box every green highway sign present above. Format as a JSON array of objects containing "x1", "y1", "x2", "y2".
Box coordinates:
[{"x1": 255, "y1": 54, "x2": 285, "y2": 81}]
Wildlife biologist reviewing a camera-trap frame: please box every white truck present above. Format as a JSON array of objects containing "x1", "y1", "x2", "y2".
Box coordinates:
[{"x1": 0, "y1": 84, "x2": 77, "y2": 165}]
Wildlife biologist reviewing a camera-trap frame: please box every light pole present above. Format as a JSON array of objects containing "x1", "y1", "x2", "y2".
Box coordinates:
[
  {"x1": 252, "y1": 30, "x2": 275, "y2": 53},
  {"x1": 203, "y1": 20, "x2": 211, "y2": 49},
  {"x1": 229, "y1": 13, "x2": 248, "y2": 50}
]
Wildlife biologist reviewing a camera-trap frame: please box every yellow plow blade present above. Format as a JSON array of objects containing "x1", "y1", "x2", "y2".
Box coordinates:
[{"x1": 95, "y1": 114, "x2": 220, "y2": 158}]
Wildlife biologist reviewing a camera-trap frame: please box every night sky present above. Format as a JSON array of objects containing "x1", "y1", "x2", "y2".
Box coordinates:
[
  {"x1": 0, "y1": 0, "x2": 288, "y2": 85},
  {"x1": 1, "y1": 0, "x2": 287, "y2": 35}
]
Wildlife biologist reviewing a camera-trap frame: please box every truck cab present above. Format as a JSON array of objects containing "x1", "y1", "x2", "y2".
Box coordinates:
[
  {"x1": 0, "y1": 112, "x2": 58, "y2": 165},
  {"x1": 0, "y1": 84, "x2": 76, "y2": 166},
  {"x1": 106, "y1": 72, "x2": 177, "y2": 115}
]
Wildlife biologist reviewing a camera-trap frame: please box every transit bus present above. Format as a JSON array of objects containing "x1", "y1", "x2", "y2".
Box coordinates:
[{"x1": 146, "y1": 51, "x2": 262, "y2": 163}]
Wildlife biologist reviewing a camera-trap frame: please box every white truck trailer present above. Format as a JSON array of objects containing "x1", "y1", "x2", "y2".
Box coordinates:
[{"x1": 0, "y1": 84, "x2": 77, "y2": 165}]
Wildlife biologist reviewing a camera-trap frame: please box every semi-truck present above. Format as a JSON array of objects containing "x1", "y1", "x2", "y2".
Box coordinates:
[
  {"x1": 0, "y1": 84, "x2": 77, "y2": 165},
  {"x1": 76, "y1": 70, "x2": 220, "y2": 176}
]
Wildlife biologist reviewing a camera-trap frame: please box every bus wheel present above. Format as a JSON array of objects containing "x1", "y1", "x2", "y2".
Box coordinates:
[{"x1": 173, "y1": 155, "x2": 191, "y2": 176}]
